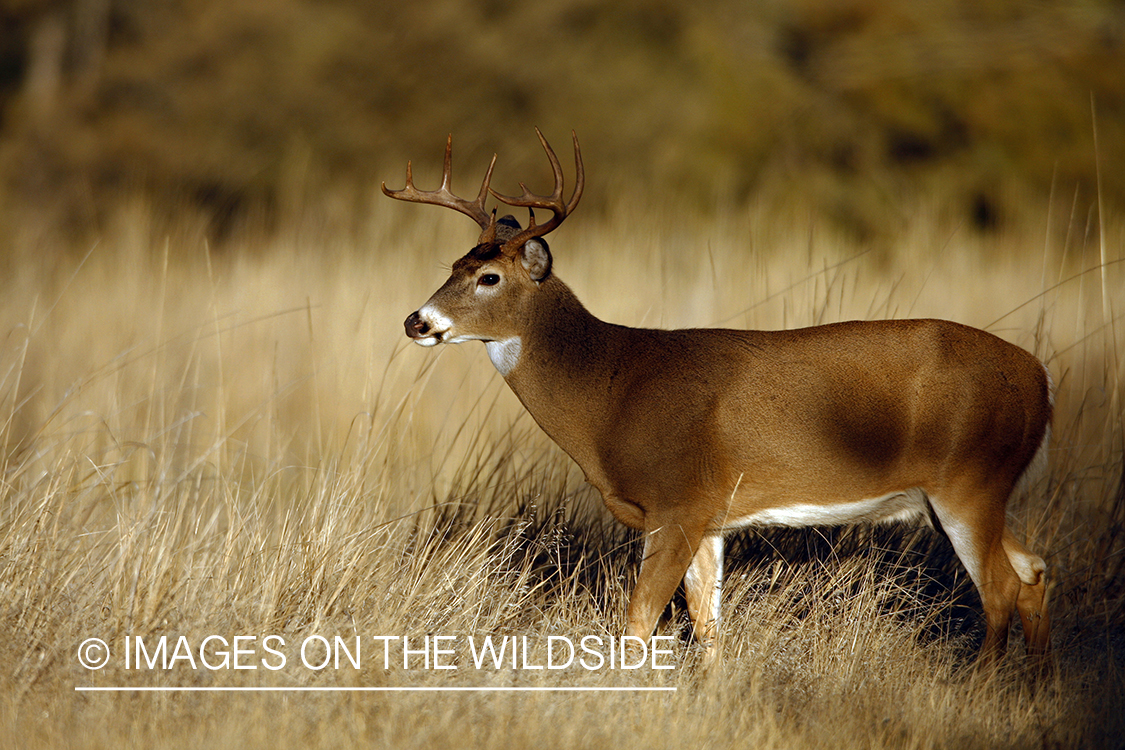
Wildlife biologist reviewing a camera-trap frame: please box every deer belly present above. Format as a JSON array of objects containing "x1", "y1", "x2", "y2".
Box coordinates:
[{"x1": 724, "y1": 487, "x2": 930, "y2": 530}]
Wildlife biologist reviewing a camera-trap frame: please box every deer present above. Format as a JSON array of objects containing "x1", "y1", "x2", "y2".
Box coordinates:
[{"x1": 383, "y1": 129, "x2": 1052, "y2": 664}]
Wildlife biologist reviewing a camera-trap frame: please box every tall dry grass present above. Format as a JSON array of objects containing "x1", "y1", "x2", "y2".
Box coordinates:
[{"x1": 1, "y1": 197, "x2": 1123, "y2": 748}]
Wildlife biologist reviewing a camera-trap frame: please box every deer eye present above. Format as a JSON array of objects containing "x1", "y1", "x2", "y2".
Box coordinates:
[{"x1": 478, "y1": 273, "x2": 501, "y2": 287}]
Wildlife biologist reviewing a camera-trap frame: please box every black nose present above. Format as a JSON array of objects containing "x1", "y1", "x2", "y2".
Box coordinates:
[{"x1": 404, "y1": 311, "x2": 430, "y2": 339}]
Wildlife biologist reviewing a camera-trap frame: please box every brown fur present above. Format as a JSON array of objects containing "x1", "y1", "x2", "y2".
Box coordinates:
[
  {"x1": 406, "y1": 252, "x2": 1051, "y2": 664},
  {"x1": 391, "y1": 132, "x2": 1051, "y2": 664}
]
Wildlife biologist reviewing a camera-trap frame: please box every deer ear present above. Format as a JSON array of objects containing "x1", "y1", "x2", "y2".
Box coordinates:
[{"x1": 520, "y1": 238, "x2": 552, "y2": 282}]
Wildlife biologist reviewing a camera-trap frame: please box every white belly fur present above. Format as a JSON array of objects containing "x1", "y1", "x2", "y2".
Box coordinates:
[{"x1": 723, "y1": 488, "x2": 930, "y2": 531}]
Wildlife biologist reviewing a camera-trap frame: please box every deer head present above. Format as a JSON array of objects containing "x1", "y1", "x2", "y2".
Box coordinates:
[{"x1": 383, "y1": 130, "x2": 583, "y2": 352}]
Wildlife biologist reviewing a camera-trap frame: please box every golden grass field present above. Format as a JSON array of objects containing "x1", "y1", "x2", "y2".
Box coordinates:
[{"x1": 1, "y1": 197, "x2": 1123, "y2": 748}]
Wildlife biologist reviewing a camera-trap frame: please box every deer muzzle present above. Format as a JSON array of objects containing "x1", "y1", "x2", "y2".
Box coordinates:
[{"x1": 404, "y1": 311, "x2": 431, "y2": 340}]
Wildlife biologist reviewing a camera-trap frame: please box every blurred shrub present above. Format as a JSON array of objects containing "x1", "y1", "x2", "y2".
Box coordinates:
[{"x1": 0, "y1": 0, "x2": 1122, "y2": 247}]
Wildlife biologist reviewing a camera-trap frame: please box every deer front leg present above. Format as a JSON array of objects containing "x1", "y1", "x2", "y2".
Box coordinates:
[
  {"x1": 626, "y1": 517, "x2": 703, "y2": 646},
  {"x1": 684, "y1": 533, "x2": 723, "y2": 661}
]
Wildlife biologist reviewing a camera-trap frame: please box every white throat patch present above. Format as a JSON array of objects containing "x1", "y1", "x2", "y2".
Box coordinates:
[{"x1": 486, "y1": 337, "x2": 522, "y2": 376}]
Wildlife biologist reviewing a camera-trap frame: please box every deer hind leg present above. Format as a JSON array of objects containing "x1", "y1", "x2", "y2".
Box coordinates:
[
  {"x1": 626, "y1": 515, "x2": 704, "y2": 645},
  {"x1": 683, "y1": 533, "x2": 724, "y2": 659},
  {"x1": 1002, "y1": 526, "x2": 1051, "y2": 656},
  {"x1": 929, "y1": 487, "x2": 1023, "y2": 663}
]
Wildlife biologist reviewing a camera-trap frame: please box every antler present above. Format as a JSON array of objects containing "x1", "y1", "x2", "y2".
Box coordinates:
[
  {"x1": 381, "y1": 135, "x2": 498, "y2": 236},
  {"x1": 491, "y1": 128, "x2": 584, "y2": 252}
]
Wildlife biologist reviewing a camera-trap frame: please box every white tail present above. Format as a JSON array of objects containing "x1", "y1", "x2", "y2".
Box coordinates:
[{"x1": 385, "y1": 130, "x2": 1052, "y2": 663}]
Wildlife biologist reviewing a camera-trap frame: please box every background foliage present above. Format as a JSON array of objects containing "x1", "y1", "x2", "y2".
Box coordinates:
[{"x1": 0, "y1": 0, "x2": 1123, "y2": 244}]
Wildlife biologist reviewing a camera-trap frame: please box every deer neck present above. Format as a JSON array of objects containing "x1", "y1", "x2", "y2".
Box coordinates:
[{"x1": 495, "y1": 276, "x2": 621, "y2": 466}]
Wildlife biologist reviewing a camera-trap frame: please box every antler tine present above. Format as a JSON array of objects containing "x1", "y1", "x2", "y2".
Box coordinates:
[
  {"x1": 566, "y1": 130, "x2": 585, "y2": 216},
  {"x1": 381, "y1": 134, "x2": 498, "y2": 234},
  {"x1": 490, "y1": 128, "x2": 584, "y2": 250}
]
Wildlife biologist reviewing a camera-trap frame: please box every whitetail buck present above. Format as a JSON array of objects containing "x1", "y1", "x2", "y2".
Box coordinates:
[{"x1": 384, "y1": 129, "x2": 1052, "y2": 663}]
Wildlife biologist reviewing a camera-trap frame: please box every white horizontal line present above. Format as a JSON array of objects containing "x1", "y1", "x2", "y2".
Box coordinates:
[{"x1": 75, "y1": 686, "x2": 676, "y2": 693}]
